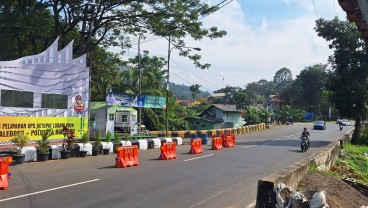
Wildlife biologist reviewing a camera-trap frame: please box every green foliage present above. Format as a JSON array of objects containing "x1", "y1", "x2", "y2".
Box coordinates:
[
  {"x1": 11, "y1": 134, "x2": 30, "y2": 155},
  {"x1": 189, "y1": 84, "x2": 201, "y2": 99},
  {"x1": 274, "y1": 105, "x2": 305, "y2": 123},
  {"x1": 124, "y1": 134, "x2": 130, "y2": 141},
  {"x1": 309, "y1": 143, "x2": 368, "y2": 185},
  {"x1": 170, "y1": 83, "x2": 210, "y2": 100},
  {"x1": 105, "y1": 131, "x2": 112, "y2": 143},
  {"x1": 258, "y1": 107, "x2": 273, "y2": 124},
  {"x1": 81, "y1": 132, "x2": 89, "y2": 144},
  {"x1": 358, "y1": 126, "x2": 368, "y2": 145},
  {"x1": 93, "y1": 132, "x2": 102, "y2": 151},
  {"x1": 36, "y1": 129, "x2": 52, "y2": 154},
  {"x1": 114, "y1": 133, "x2": 121, "y2": 145},
  {"x1": 336, "y1": 143, "x2": 368, "y2": 185},
  {"x1": 273, "y1": 67, "x2": 293, "y2": 91},
  {"x1": 244, "y1": 107, "x2": 260, "y2": 124},
  {"x1": 233, "y1": 91, "x2": 250, "y2": 110},
  {"x1": 315, "y1": 17, "x2": 368, "y2": 144},
  {"x1": 0, "y1": 0, "x2": 54, "y2": 60}
]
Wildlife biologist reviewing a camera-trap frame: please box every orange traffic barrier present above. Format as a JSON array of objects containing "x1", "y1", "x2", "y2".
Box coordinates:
[
  {"x1": 159, "y1": 142, "x2": 177, "y2": 160},
  {"x1": 0, "y1": 157, "x2": 12, "y2": 190},
  {"x1": 189, "y1": 138, "x2": 203, "y2": 154},
  {"x1": 115, "y1": 145, "x2": 139, "y2": 168},
  {"x1": 211, "y1": 136, "x2": 223, "y2": 150},
  {"x1": 223, "y1": 135, "x2": 235, "y2": 148}
]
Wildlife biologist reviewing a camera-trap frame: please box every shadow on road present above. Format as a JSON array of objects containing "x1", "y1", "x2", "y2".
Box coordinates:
[
  {"x1": 97, "y1": 165, "x2": 116, "y2": 169},
  {"x1": 236, "y1": 139, "x2": 332, "y2": 148}
]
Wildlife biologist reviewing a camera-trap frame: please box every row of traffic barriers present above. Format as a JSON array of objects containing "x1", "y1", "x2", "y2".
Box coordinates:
[
  {"x1": 115, "y1": 134, "x2": 237, "y2": 169},
  {"x1": 0, "y1": 157, "x2": 12, "y2": 190},
  {"x1": 149, "y1": 123, "x2": 266, "y2": 138}
]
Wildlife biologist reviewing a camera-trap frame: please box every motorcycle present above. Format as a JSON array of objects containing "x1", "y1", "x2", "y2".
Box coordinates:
[{"x1": 300, "y1": 136, "x2": 309, "y2": 152}]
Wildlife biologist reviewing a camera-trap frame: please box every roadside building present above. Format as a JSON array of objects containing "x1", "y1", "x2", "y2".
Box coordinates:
[
  {"x1": 185, "y1": 104, "x2": 244, "y2": 130},
  {"x1": 0, "y1": 38, "x2": 89, "y2": 143}
]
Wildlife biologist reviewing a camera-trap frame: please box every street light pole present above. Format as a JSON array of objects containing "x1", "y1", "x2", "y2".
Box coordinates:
[
  {"x1": 165, "y1": 37, "x2": 171, "y2": 137},
  {"x1": 165, "y1": 38, "x2": 201, "y2": 137}
]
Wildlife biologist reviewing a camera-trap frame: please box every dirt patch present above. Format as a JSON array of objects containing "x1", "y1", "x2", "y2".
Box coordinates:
[{"x1": 298, "y1": 172, "x2": 368, "y2": 208}]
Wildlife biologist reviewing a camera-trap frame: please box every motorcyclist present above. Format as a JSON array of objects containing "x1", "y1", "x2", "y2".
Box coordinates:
[
  {"x1": 339, "y1": 122, "x2": 343, "y2": 130},
  {"x1": 301, "y1": 127, "x2": 310, "y2": 149}
]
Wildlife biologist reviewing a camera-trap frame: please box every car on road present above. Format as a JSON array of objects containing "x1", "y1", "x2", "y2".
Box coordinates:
[
  {"x1": 341, "y1": 119, "x2": 350, "y2": 126},
  {"x1": 336, "y1": 118, "x2": 342, "y2": 124},
  {"x1": 313, "y1": 120, "x2": 326, "y2": 130}
]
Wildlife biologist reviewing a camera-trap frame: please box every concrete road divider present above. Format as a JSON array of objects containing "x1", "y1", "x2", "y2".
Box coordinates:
[
  {"x1": 211, "y1": 136, "x2": 223, "y2": 150},
  {"x1": 159, "y1": 142, "x2": 177, "y2": 160},
  {"x1": 115, "y1": 145, "x2": 139, "y2": 168},
  {"x1": 21, "y1": 146, "x2": 37, "y2": 162},
  {"x1": 172, "y1": 137, "x2": 183, "y2": 145},
  {"x1": 0, "y1": 157, "x2": 12, "y2": 190},
  {"x1": 189, "y1": 139, "x2": 203, "y2": 154}
]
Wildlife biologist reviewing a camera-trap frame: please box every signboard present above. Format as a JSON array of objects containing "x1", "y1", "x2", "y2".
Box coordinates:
[
  {"x1": 106, "y1": 92, "x2": 166, "y2": 109},
  {"x1": 0, "y1": 117, "x2": 88, "y2": 142}
]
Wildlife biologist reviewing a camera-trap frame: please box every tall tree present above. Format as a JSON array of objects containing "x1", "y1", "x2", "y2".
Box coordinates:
[
  {"x1": 296, "y1": 64, "x2": 327, "y2": 114},
  {"x1": 90, "y1": 48, "x2": 124, "y2": 101},
  {"x1": 0, "y1": 0, "x2": 227, "y2": 68},
  {"x1": 189, "y1": 84, "x2": 201, "y2": 99},
  {"x1": 245, "y1": 79, "x2": 275, "y2": 104},
  {"x1": 315, "y1": 17, "x2": 368, "y2": 144},
  {"x1": 0, "y1": 0, "x2": 54, "y2": 60},
  {"x1": 273, "y1": 67, "x2": 292, "y2": 91},
  {"x1": 233, "y1": 91, "x2": 250, "y2": 110}
]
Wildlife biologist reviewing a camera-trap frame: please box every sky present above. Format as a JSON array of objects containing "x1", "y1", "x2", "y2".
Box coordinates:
[{"x1": 113, "y1": 0, "x2": 347, "y2": 93}]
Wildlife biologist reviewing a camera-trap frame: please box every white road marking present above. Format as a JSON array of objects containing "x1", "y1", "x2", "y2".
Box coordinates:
[
  {"x1": 0, "y1": 179, "x2": 100, "y2": 202},
  {"x1": 243, "y1": 145, "x2": 256, "y2": 149},
  {"x1": 184, "y1": 154, "x2": 213, "y2": 162},
  {"x1": 246, "y1": 200, "x2": 256, "y2": 208},
  {"x1": 189, "y1": 182, "x2": 242, "y2": 207},
  {"x1": 286, "y1": 132, "x2": 300, "y2": 138}
]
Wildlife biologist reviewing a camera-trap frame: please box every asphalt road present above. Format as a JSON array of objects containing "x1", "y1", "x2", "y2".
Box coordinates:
[{"x1": 0, "y1": 122, "x2": 353, "y2": 208}]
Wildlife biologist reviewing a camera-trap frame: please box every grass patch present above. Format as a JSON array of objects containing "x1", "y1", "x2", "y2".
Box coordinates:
[{"x1": 309, "y1": 143, "x2": 368, "y2": 185}]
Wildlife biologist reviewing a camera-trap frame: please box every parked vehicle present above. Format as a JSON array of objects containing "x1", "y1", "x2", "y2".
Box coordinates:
[
  {"x1": 336, "y1": 118, "x2": 342, "y2": 124},
  {"x1": 313, "y1": 120, "x2": 326, "y2": 130}
]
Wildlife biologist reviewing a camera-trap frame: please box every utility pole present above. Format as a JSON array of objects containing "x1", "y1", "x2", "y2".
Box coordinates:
[{"x1": 138, "y1": 34, "x2": 142, "y2": 135}]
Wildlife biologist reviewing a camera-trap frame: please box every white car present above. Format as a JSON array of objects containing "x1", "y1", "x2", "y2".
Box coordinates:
[{"x1": 341, "y1": 119, "x2": 350, "y2": 126}]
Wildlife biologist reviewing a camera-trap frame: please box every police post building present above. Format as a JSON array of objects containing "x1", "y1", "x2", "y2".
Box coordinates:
[{"x1": 0, "y1": 38, "x2": 89, "y2": 144}]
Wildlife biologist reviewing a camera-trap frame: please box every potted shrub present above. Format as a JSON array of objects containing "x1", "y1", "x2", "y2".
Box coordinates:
[
  {"x1": 113, "y1": 132, "x2": 121, "y2": 153},
  {"x1": 37, "y1": 129, "x2": 52, "y2": 161},
  {"x1": 60, "y1": 125, "x2": 75, "y2": 159},
  {"x1": 10, "y1": 134, "x2": 30, "y2": 164},
  {"x1": 102, "y1": 131, "x2": 112, "y2": 155},
  {"x1": 92, "y1": 131, "x2": 101, "y2": 156},
  {"x1": 79, "y1": 132, "x2": 89, "y2": 157}
]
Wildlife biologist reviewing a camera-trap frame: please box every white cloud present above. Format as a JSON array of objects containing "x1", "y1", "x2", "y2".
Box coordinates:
[{"x1": 120, "y1": 0, "x2": 347, "y2": 93}]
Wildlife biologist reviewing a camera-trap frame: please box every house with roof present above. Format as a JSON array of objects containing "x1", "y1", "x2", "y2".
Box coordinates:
[{"x1": 185, "y1": 104, "x2": 244, "y2": 130}]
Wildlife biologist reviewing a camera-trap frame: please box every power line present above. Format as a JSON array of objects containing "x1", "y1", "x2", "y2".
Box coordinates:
[
  {"x1": 311, "y1": 0, "x2": 319, "y2": 19},
  {"x1": 332, "y1": 0, "x2": 338, "y2": 17},
  {"x1": 200, "y1": 0, "x2": 234, "y2": 20}
]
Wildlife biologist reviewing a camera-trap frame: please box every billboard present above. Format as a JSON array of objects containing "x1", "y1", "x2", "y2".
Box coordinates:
[
  {"x1": 0, "y1": 117, "x2": 88, "y2": 142},
  {"x1": 106, "y1": 92, "x2": 166, "y2": 109}
]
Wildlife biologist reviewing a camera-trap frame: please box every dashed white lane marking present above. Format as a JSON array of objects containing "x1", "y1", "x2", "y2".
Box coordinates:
[
  {"x1": 243, "y1": 145, "x2": 256, "y2": 149},
  {"x1": 0, "y1": 179, "x2": 100, "y2": 202},
  {"x1": 184, "y1": 154, "x2": 214, "y2": 162},
  {"x1": 286, "y1": 132, "x2": 300, "y2": 138}
]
